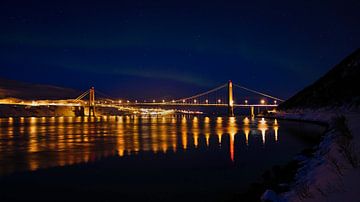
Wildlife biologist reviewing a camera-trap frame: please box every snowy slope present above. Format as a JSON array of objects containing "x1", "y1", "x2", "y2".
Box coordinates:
[{"x1": 262, "y1": 48, "x2": 360, "y2": 202}]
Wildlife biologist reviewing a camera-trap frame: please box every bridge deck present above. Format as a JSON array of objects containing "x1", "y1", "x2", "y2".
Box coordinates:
[
  {"x1": 0, "y1": 101, "x2": 277, "y2": 108},
  {"x1": 123, "y1": 103, "x2": 278, "y2": 107}
]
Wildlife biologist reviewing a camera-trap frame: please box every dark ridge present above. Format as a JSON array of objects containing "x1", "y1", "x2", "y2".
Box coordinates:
[
  {"x1": 279, "y1": 48, "x2": 360, "y2": 110},
  {"x1": 0, "y1": 77, "x2": 81, "y2": 100}
]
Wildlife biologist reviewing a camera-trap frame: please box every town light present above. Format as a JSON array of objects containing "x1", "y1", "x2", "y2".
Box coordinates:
[
  {"x1": 218, "y1": 99, "x2": 221, "y2": 103},
  {"x1": 245, "y1": 100, "x2": 248, "y2": 104},
  {"x1": 205, "y1": 99, "x2": 209, "y2": 103},
  {"x1": 261, "y1": 99, "x2": 265, "y2": 104}
]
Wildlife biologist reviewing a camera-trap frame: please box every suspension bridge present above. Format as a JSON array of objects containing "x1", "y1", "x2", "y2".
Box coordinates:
[{"x1": 0, "y1": 80, "x2": 283, "y2": 117}]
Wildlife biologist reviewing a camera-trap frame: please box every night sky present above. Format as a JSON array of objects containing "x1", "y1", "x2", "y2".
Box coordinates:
[{"x1": 0, "y1": 0, "x2": 359, "y2": 100}]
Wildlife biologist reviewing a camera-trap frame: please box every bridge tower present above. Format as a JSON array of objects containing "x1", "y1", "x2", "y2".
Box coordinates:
[
  {"x1": 89, "y1": 87, "x2": 96, "y2": 117},
  {"x1": 228, "y1": 80, "x2": 234, "y2": 116}
]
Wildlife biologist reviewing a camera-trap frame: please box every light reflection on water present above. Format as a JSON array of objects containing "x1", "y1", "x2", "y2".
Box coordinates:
[{"x1": 0, "y1": 115, "x2": 317, "y2": 176}]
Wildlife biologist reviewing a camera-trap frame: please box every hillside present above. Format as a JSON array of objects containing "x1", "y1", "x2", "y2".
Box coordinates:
[
  {"x1": 0, "y1": 78, "x2": 81, "y2": 100},
  {"x1": 280, "y1": 48, "x2": 360, "y2": 109}
]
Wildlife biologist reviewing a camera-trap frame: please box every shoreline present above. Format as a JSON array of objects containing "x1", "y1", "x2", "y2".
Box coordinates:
[
  {"x1": 233, "y1": 114, "x2": 328, "y2": 202},
  {"x1": 261, "y1": 110, "x2": 360, "y2": 202},
  {"x1": 258, "y1": 114, "x2": 329, "y2": 128}
]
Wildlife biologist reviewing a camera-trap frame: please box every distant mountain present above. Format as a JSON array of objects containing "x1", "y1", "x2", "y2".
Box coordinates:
[
  {"x1": 0, "y1": 78, "x2": 81, "y2": 100},
  {"x1": 280, "y1": 48, "x2": 360, "y2": 110}
]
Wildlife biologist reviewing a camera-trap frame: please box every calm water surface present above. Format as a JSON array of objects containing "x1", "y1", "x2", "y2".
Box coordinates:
[{"x1": 0, "y1": 115, "x2": 325, "y2": 201}]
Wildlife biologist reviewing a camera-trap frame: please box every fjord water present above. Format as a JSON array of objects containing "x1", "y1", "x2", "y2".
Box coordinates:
[{"x1": 0, "y1": 115, "x2": 324, "y2": 201}]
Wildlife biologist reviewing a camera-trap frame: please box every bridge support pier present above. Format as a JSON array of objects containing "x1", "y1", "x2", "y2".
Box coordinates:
[
  {"x1": 250, "y1": 106, "x2": 255, "y2": 118},
  {"x1": 228, "y1": 80, "x2": 234, "y2": 117},
  {"x1": 88, "y1": 87, "x2": 96, "y2": 117}
]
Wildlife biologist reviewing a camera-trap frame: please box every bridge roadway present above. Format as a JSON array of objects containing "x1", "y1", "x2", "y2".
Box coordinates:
[
  {"x1": 0, "y1": 100, "x2": 277, "y2": 108},
  {"x1": 124, "y1": 102, "x2": 277, "y2": 107}
]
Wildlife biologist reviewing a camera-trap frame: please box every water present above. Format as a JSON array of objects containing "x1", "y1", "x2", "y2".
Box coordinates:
[{"x1": 0, "y1": 115, "x2": 325, "y2": 201}]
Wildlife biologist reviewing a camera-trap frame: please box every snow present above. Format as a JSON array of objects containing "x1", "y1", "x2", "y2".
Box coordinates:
[{"x1": 267, "y1": 109, "x2": 360, "y2": 202}]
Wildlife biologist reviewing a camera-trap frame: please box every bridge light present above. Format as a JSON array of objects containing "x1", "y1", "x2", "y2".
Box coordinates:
[
  {"x1": 259, "y1": 117, "x2": 266, "y2": 124},
  {"x1": 194, "y1": 99, "x2": 197, "y2": 103},
  {"x1": 245, "y1": 100, "x2": 248, "y2": 104},
  {"x1": 274, "y1": 100, "x2": 277, "y2": 104},
  {"x1": 218, "y1": 99, "x2": 221, "y2": 103},
  {"x1": 205, "y1": 99, "x2": 208, "y2": 104},
  {"x1": 182, "y1": 100, "x2": 186, "y2": 103},
  {"x1": 261, "y1": 99, "x2": 265, "y2": 104}
]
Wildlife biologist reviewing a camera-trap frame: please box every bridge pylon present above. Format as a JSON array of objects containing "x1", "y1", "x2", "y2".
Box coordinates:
[
  {"x1": 228, "y1": 80, "x2": 234, "y2": 117},
  {"x1": 89, "y1": 87, "x2": 96, "y2": 117}
]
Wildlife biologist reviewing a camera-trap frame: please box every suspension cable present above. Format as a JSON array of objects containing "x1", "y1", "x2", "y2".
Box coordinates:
[
  {"x1": 173, "y1": 83, "x2": 227, "y2": 102},
  {"x1": 74, "y1": 90, "x2": 89, "y2": 101},
  {"x1": 233, "y1": 83, "x2": 284, "y2": 101}
]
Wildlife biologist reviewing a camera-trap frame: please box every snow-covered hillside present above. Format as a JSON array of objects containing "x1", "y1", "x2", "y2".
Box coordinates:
[{"x1": 262, "y1": 49, "x2": 360, "y2": 202}]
